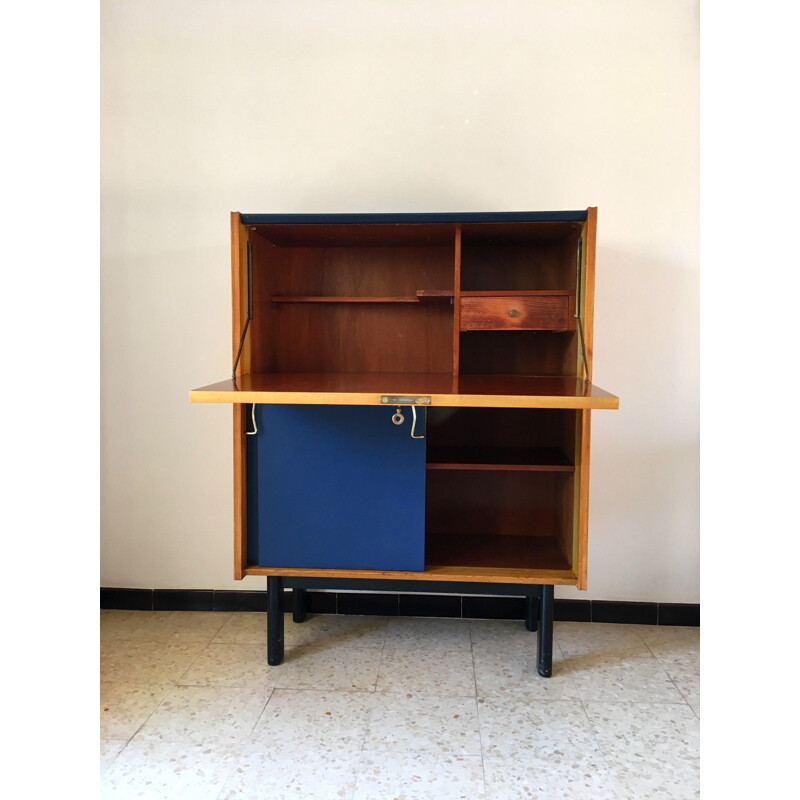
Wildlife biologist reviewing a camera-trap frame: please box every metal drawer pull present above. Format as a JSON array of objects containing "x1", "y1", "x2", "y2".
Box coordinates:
[{"x1": 508, "y1": 308, "x2": 519, "y2": 317}]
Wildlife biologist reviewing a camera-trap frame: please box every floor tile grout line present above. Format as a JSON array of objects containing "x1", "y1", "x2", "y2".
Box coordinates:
[{"x1": 470, "y1": 634, "x2": 489, "y2": 800}]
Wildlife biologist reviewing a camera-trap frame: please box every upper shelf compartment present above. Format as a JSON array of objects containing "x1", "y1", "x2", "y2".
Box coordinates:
[{"x1": 189, "y1": 373, "x2": 619, "y2": 410}]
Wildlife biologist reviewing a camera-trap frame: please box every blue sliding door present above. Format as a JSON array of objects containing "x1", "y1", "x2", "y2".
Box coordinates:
[{"x1": 247, "y1": 404, "x2": 426, "y2": 571}]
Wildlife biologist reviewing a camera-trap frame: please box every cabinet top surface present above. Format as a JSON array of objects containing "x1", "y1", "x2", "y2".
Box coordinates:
[{"x1": 238, "y1": 210, "x2": 589, "y2": 225}]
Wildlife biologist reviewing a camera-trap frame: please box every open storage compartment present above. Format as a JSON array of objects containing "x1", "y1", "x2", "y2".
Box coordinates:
[
  {"x1": 249, "y1": 223, "x2": 456, "y2": 375},
  {"x1": 425, "y1": 407, "x2": 578, "y2": 575}
]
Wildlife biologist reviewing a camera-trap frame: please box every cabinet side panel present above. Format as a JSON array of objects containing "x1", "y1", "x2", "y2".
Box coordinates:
[
  {"x1": 231, "y1": 213, "x2": 250, "y2": 579},
  {"x1": 453, "y1": 225, "x2": 461, "y2": 376},
  {"x1": 575, "y1": 409, "x2": 591, "y2": 589},
  {"x1": 581, "y1": 208, "x2": 597, "y2": 381}
]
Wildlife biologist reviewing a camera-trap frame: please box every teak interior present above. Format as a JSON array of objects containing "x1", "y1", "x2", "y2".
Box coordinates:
[{"x1": 243, "y1": 219, "x2": 588, "y2": 381}]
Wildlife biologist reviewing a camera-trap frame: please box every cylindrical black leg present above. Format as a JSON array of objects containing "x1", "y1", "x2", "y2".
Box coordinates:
[
  {"x1": 537, "y1": 584, "x2": 554, "y2": 677},
  {"x1": 525, "y1": 594, "x2": 538, "y2": 632},
  {"x1": 293, "y1": 587, "x2": 308, "y2": 623},
  {"x1": 267, "y1": 576, "x2": 285, "y2": 666}
]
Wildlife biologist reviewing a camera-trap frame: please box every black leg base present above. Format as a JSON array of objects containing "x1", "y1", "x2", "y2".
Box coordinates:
[
  {"x1": 525, "y1": 594, "x2": 538, "y2": 632},
  {"x1": 293, "y1": 587, "x2": 308, "y2": 623},
  {"x1": 537, "y1": 584, "x2": 554, "y2": 677},
  {"x1": 267, "y1": 576, "x2": 285, "y2": 666}
]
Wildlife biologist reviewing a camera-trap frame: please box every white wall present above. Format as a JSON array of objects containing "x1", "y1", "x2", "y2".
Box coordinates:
[{"x1": 101, "y1": 0, "x2": 699, "y2": 602}]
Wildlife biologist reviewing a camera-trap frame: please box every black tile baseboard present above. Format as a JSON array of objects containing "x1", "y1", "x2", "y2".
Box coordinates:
[
  {"x1": 100, "y1": 588, "x2": 699, "y2": 627},
  {"x1": 399, "y1": 593, "x2": 461, "y2": 618},
  {"x1": 462, "y1": 595, "x2": 526, "y2": 620},
  {"x1": 336, "y1": 592, "x2": 399, "y2": 616},
  {"x1": 658, "y1": 602, "x2": 700, "y2": 627},
  {"x1": 554, "y1": 599, "x2": 592, "y2": 622},
  {"x1": 153, "y1": 590, "x2": 214, "y2": 612},
  {"x1": 101, "y1": 588, "x2": 153, "y2": 611},
  {"x1": 592, "y1": 600, "x2": 658, "y2": 625}
]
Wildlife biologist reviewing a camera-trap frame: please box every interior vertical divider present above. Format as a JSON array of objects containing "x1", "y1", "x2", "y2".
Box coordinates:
[{"x1": 452, "y1": 224, "x2": 462, "y2": 378}]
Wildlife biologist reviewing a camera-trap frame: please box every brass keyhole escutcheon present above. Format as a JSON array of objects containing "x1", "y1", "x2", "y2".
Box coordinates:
[{"x1": 509, "y1": 308, "x2": 519, "y2": 317}]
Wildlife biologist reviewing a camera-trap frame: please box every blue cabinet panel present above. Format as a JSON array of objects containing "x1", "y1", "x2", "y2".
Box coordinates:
[{"x1": 247, "y1": 404, "x2": 426, "y2": 570}]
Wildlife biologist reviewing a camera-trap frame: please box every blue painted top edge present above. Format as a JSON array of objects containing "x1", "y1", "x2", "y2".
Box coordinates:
[{"x1": 239, "y1": 210, "x2": 588, "y2": 225}]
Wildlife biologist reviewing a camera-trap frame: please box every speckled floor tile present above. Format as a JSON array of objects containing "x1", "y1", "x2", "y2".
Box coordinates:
[
  {"x1": 124, "y1": 611, "x2": 231, "y2": 643},
  {"x1": 100, "y1": 611, "x2": 152, "y2": 641},
  {"x1": 658, "y1": 654, "x2": 700, "y2": 715},
  {"x1": 284, "y1": 614, "x2": 389, "y2": 649},
  {"x1": 365, "y1": 692, "x2": 481, "y2": 755},
  {"x1": 483, "y1": 756, "x2": 618, "y2": 800},
  {"x1": 100, "y1": 683, "x2": 169, "y2": 739},
  {"x1": 473, "y1": 649, "x2": 578, "y2": 701},
  {"x1": 382, "y1": 617, "x2": 472, "y2": 651},
  {"x1": 477, "y1": 695, "x2": 599, "y2": 762},
  {"x1": 100, "y1": 740, "x2": 128, "y2": 775},
  {"x1": 567, "y1": 654, "x2": 685, "y2": 703},
  {"x1": 100, "y1": 740, "x2": 239, "y2": 799},
  {"x1": 134, "y1": 685, "x2": 271, "y2": 745},
  {"x1": 637, "y1": 625, "x2": 700, "y2": 660},
  {"x1": 469, "y1": 619, "x2": 540, "y2": 652},
  {"x1": 177, "y1": 643, "x2": 280, "y2": 689},
  {"x1": 584, "y1": 702, "x2": 699, "y2": 799},
  {"x1": 247, "y1": 688, "x2": 375, "y2": 756},
  {"x1": 213, "y1": 612, "x2": 268, "y2": 645},
  {"x1": 353, "y1": 751, "x2": 485, "y2": 800},
  {"x1": 100, "y1": 641, "x2": 206, "y2": 684},
  {"x1": 275, "y1": 645, "x2": 382, "y2": 692},
  {"x1": 555, "y1": 621, "x2": 652, "y2": 658},
  {"x1": 377, "y1": 649, "x2": 476, "y2": 697},
  {"x1": 219, "y1": 749, "x2": 360, "y2": 800}
]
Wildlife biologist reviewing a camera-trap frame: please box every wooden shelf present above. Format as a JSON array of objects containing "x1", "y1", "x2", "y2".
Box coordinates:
[
  {"x1": 190, "y1": 373, "x2": 619, "y2": 410},
  {"x1": 270, "y1": 290, "x2": 454, "y2": 305},
  {"x1": 460, "y1": 290, "x2": 574, "y2": 297},
  {"x1": 240, "y1": 561, "x2": 577, "y2": 585},
  {"x1": 426, "y1": 446, "x2": 573, "y2": 472}
]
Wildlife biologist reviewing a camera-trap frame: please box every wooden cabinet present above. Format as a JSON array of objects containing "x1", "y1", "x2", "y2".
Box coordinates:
[{"x1": 190, "y1": 209, "x2": 618, "y2": 674}]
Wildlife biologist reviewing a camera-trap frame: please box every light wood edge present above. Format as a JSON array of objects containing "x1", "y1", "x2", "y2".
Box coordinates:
[
  {"x1": 241, "y1": 565, "x2": 578, "y2": 585},
  {"x1": 582, "y1": 207, "x2": 597, "y2": 382},
  {"x1": 452, "y1": 224, "x2": 462, "y2": 376},
  {"x1": 575, "y1": 409, "x2": 592, "y2": 589},
  {"x1": 231, "y1": 213, "x2": 250, "y2": 580},
  {"x1": 190, "y1": 389, "x2": 620, "y2": 410}
]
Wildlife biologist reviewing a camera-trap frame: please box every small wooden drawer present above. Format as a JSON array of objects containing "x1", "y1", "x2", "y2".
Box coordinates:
[{"x1": 459, "y1": 294, "x2": 574, "y2": 332}]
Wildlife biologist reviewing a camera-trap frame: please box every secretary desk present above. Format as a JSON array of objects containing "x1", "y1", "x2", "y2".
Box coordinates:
[{"x1": 190, "y1": 209, "x2": 619, "y2": 676}]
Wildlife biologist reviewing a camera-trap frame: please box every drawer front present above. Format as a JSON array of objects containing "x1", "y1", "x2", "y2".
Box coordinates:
[{"x1": 460, "y1": 295, "x2": 573, "y2": 331}]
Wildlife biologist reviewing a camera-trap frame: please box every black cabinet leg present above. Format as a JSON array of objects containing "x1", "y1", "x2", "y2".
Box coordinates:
[
  {"x1": 525, "y1": 594, "x2": 538, "y2": 631},
  {"x1": 537, "y1": 584, "x2": 554, "y2": 677},
  {"x1": 293, "y1": 588, "x2": 308, "y2": 623},
  {"x1": 267, "y1": 576, "x2": 284, "y2": 666}
]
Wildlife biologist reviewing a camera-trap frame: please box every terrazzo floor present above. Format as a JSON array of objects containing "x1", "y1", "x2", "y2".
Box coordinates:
[{"x1": 100, "y1": 610, "x2": 699, "y2": 799}]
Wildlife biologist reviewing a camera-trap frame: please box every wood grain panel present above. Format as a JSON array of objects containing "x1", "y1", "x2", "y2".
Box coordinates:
[
  {"x1": 190, "y1": 373, "x2": 620, "y2": 409},
  {"x1": 460, "y1": 295, "x2": 573, "y2": 331},
  {"x1": 230, "y1": 212, "x2": 250, "y2": 580},
  {"x1": 241, "y1": 563, "x2": 578, "y2": 585}
]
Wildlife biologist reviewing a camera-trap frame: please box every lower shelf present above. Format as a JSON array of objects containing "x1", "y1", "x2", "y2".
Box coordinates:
[
  {"x1": 425, "y1": 533, "x2": 571, "y2": 572},
  {"x1": 241, "y1": 534, "x2": 576, "y2": 585}
]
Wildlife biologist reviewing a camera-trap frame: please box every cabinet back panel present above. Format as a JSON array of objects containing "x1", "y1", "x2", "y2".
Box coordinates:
[
  {"x1": 249, "y1": 234, "x2": 454, "y2": 373},
  {"x1": 459, "y1": 330, "x2": 578, "y2": 376},
  {"x1": 425, "y1": 470, "x2": 568, "y2": 538},
  {"x1": 461, "y1": 241, "x2": 576, "y2": 292},
  {"x1": 427, "y1": 407, "x2": 576, "y2": 453}
]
